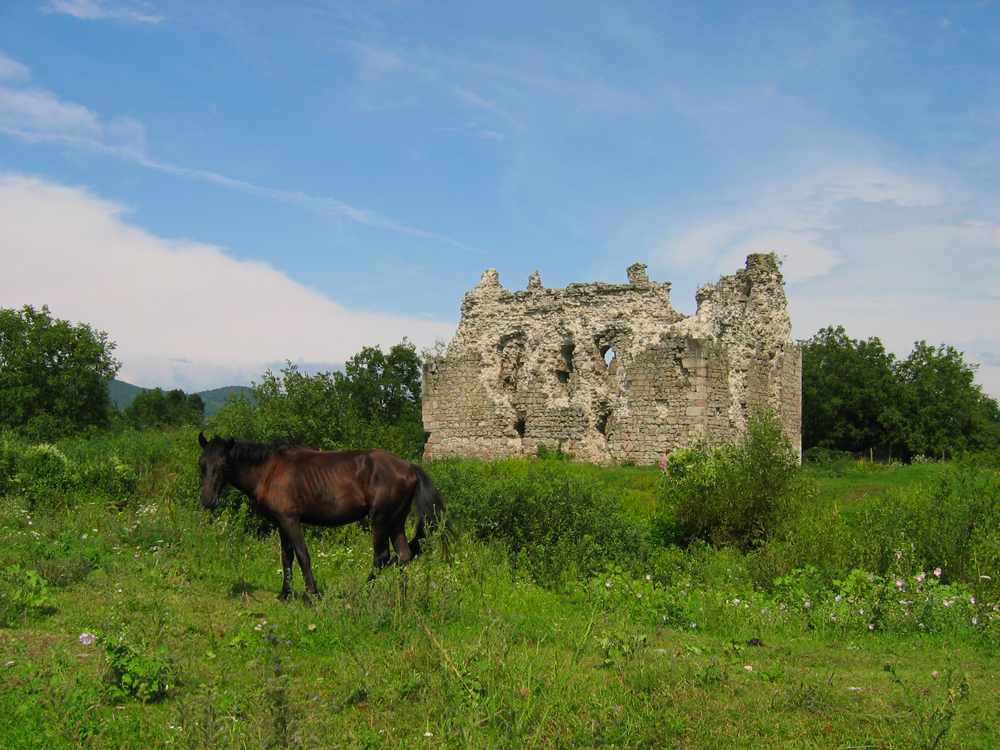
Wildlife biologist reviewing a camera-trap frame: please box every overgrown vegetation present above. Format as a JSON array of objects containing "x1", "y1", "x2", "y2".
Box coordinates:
[{"x1": 2, "y1": 422, "x2": 999, "y2": 747}]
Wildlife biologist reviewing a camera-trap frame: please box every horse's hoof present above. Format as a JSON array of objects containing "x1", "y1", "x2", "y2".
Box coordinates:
[{"x1": 277, "y1": 593, "x2": 289, "y2": 603}]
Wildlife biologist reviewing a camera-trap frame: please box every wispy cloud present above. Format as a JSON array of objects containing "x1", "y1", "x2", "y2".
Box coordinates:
[
  {"x1": 0, "y1": 52, "x2": 479, "y2": 252},
  {"x1": 641, "y1": 163, "x2": 1000, "y2": 397},
  {"x1": 40, "y1": 0, "x2": 165, "y2": 24}
]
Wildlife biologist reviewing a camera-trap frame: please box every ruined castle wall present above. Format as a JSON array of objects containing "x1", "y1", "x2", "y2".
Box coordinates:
[{"x1": 423, "y1": 254, "x2": 801, "y2": 465}]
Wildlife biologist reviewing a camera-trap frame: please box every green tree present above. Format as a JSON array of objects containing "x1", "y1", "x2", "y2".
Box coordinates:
[
  {"x1": 801, "y1": 326, "x2": 905, "y2": 456},
  {"x1": 0, "y1": 305, "x2": 120, "y2": 438},
  {"x1": 124, "y1": 388, "x2": 205, "y2": 429},
  {"x1": 802, "y1": 326, "x2": 1000, "y2": 460},
  {"x1": 334, "y1": 339, "x2": 423, "y2": 425},
  {"x1": 210, "y1": 343, "x2": 427, "y2": 461},
  {"x1": 898, "y1": 341, "x2": 1000, "y2": 458}
]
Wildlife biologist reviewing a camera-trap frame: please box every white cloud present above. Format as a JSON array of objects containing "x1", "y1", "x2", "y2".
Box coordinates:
[
  {"x1": 40, "y1": 0, "x2": 165, "y2": 24},
  {"x1": 0, "y1": 173, "x2": 456, "y2": 390},
  {"x1": 647, "y1": 165, "x2": 1000, "y2": 399}
]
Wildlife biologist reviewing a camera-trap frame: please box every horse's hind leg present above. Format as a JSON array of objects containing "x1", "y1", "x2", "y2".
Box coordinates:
[
  {"x1": 370, "y1": 523, "x2": 392, "y2": 579},
  {"x1": 391, "y1": 520, "x2": 413, "y2": 565}
]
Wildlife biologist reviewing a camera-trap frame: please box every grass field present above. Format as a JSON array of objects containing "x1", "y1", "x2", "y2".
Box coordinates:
[{"x1": 1, "y1": 428, "x2": 998, "y2": 748}]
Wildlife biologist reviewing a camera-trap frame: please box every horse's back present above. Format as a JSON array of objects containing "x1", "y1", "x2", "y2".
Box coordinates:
[{"x1": 271, "y1": 447, "x2": 415, "y2": 514}]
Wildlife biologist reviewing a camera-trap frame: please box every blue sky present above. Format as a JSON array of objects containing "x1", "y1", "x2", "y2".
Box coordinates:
[{"x1": 1, "y1": 0, "x2": 998, "y2": 396}]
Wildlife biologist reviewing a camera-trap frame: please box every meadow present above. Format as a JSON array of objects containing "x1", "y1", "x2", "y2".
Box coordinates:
[{"x1": 1, "y1": 426, "x2": 999, "y2": 749}]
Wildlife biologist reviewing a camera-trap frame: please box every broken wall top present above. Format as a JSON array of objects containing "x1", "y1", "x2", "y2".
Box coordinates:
[{"x1": 446, "y1": 253, "x2": 792, "y2": 361}]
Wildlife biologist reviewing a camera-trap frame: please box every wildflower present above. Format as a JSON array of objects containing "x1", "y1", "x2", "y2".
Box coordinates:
[
  {"x1": 804, "y1": 601, "x2": 811, "y2": 609},
  {"x1": 659, "y1": 456, "x2": 668, "y2": 470},
  {"x1": 868, "y1": 573, "x2": 874, "y2": 583},
  {"x1": 932, "y1": 671, "x2": 939, "y2": 678},
  {"x1": 934, "y1": 568, "x2": 942, "y2": 578},
  {"x1": 424, "y1": 733, "x2": 433, "y2": 738},
  {"x1": 636, "y1": 593, "x2": 642, "y2": 599},
  {"x1": 895, "y1": 579, "x2": 904, "y2": 589},
  {"x1": 4, "y1": 661, "x2": 13, "y2": 667},
  {"x1": 605, "y1": 581, "x2": 612, "y2": 588},
  {"x1": 779, "y1": 603, "x2": 786, "y2": 611},
  {"x1": 916, "y1": 572, "x2": 926, "y2": 583},
  {"x1": 835, "y1": 595, "x2": 842, "y2": 602},
  {"x1": 733, "y1": 598, "x2": 741, "y2": 605},
  {"x1": 943, "y1": 600, "x2": 952, "y2": 607},
  {"x1": 970, "y1": 597, "x2": 976, "y2": 605},
  {"x1": 896, "y1": 550, "x2": 904, "y2": 560},
  {"x1": 868, "y1": 623, "x2": 875, "y2": 630},
  {"x1": 79, "y1": 633, "x2": 96, "y2": 646},
  {"x1": 744, "y1": 665, "x2": 753, "y2": 672},
  {"x1": 646, "y1": 574, "x2": 652, "y2": 581},
  {"x1": 973, "y1": 617, "x2": 979, "y2": 626},
  {"x1": 690, "y1": 622, "x2": 697, "y2": 628},
  {"x1": 830, "y1": 614, "x2": 836, "y2": 620}
]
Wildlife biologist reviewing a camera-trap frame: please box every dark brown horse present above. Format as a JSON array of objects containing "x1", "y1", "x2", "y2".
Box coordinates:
[{"x1": 197, "y1": 433, "x2": 446, "y2": 603}]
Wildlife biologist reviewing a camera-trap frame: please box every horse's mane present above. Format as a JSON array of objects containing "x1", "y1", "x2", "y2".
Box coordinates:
[{"x1": 227, "y1": 439, "x2": 301, "y2": 466}]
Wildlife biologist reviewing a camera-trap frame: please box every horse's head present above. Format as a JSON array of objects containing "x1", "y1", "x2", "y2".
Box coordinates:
[{"x1": 198, "y1": 432, "x2": 234, "y2": 509}]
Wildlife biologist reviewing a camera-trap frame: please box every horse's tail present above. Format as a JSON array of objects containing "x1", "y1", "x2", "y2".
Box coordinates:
[{"x1": 409, "y1": 464, "x2": 451, "y2": 559}]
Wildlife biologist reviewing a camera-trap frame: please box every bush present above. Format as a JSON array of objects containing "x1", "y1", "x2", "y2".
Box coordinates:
[
  {"x1": 425, "y1": 458, "x2": 649, "y2": 586},
  {"x1": 659, "y1": 413, "x2": 800, "y2": 551},
  {"x1": 0, "y1": 431, "x2": 141, "y2": 508}
]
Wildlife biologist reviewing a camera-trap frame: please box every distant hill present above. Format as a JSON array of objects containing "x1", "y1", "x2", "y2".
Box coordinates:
[
  {"x1": 107, "y1": 380, "x2": 255, "y2": 418},
  {"x1": 106, "y1": 380, "x2": 145, "y2": 410},
  {"x1": 197, "y1": 385, "x2": 255, "y2": 417}
]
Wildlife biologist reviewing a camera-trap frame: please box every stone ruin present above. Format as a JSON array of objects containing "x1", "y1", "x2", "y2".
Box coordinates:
[{"x1": 422, "y1": 254, "x2": 801, "y2": 465}]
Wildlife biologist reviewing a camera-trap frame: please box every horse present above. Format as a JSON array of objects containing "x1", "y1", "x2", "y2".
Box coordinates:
[{"x1": 197, "y1": 433, "x2": 447, "y2": 603}]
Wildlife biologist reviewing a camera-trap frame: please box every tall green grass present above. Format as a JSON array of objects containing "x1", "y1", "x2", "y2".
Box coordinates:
[{"x1": 2, "y1": 427, "x2": 1000, "y2": 747}]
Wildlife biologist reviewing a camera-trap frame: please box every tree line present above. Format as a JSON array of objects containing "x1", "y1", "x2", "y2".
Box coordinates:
[
  {"x1": 0, "y1": 305, "x2": 425, "y2": 456},
  {"x1": 3, "y1": 304, "x2": 998, "y2": 461}
]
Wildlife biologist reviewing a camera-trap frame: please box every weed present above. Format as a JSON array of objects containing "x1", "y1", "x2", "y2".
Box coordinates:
[
  {"x1": 103, "y1": 634, "x2": 172, "y2": 703},
  {"x1": 884, "y1": 662, "x2": 970, "y2": 750},
  {"x1": 0, "y1": 564, "x2": 50, "y2": 626}
]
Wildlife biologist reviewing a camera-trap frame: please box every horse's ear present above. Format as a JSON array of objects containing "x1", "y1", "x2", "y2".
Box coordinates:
[
  {"x1": 198, "y1": 432, "x2": 208, "y2": 448},
  {"x1": 226, "y1": 437, "x2": 235, "y2": 450}
]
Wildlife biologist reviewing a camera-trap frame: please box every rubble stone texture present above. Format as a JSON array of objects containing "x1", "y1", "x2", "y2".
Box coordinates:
[{"x1": 422, "y1": 254, "x2": 801, "y2": 465}]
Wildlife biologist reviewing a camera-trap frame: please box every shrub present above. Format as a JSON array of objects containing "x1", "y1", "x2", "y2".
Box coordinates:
[
  {"x1": 425, "y1": 459, "x2": 649, "y2": 585},
  {"x1": 660, "y1": 412, "x2": 800, "y2": 552}
]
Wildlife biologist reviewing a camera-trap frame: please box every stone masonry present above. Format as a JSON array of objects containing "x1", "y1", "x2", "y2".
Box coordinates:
[{"x1": 422, "y1": 254, "x2": 801, "y2": 465}]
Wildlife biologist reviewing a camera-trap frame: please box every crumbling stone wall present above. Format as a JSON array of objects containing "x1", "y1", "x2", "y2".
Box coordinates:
[{"x1": 422, "y1": 254, "x2": 801, "y2": 465}]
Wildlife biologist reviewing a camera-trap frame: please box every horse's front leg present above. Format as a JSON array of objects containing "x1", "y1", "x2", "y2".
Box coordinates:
[
  {"x1": 277, "y1": 527, "x2": 295, "y2": 602},
  {"x1": 278, "y1": 518, "x2": 317, "y2": 605}
]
